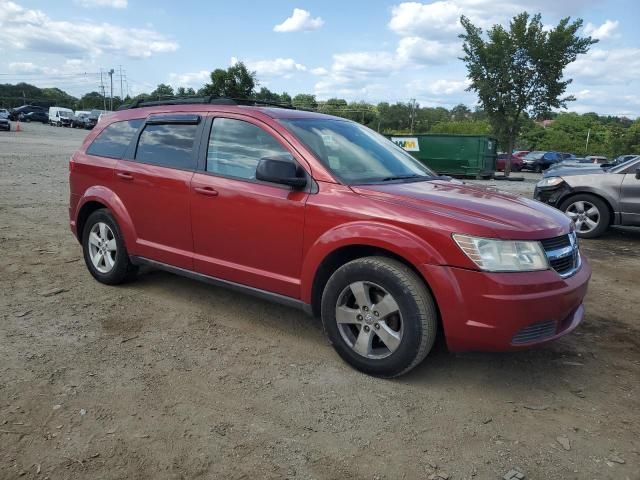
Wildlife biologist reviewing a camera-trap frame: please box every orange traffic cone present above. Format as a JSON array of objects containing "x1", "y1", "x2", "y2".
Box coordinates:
[{"x1": 16, "y1": 119, "x2": 21, "y2": 132}]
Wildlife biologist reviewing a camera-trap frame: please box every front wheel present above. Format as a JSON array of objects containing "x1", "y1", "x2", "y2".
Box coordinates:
[
  {"x1": 321, "y1": 257, "x2": 438, "y2": 378},
  {"x1": 82, "y1": 209, "x2": 137, "y2": 284},
  {"x1": 559, "y1": 194, "x2": 610, "y2": 238}
]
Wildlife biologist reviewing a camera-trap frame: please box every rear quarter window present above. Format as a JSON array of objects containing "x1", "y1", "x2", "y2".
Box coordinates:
[{"x1": 86, "y1": 119, "x2": 143, "y2": 159}]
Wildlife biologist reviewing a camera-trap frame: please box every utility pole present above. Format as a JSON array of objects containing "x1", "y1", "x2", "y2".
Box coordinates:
[
  {"x1": 108, "y1": 69, "x2": 114, "y2": 111},
  {"x1": 119, "y1": 65, "x2": 123, "y2": 100},
  {"x1": 585, "y1": 128, "x2": 591, "y2": 154},
  {"x1": 409, "y1": 98, "x2": 417, "y2": 134},
  {"x1": 100, "y1": 70, "x2": 106, "y2": 111}
]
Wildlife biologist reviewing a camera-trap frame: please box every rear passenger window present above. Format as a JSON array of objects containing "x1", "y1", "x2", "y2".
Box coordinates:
[
  {"x1": 86, "y1": 119, "x2": 142, "y2": 158},
  {"x1": 207, "y1": 118, "x2": 292, "y2": 180},
  {"x1": 135, "y1": 124, "x2": 198, "y2": 169}
]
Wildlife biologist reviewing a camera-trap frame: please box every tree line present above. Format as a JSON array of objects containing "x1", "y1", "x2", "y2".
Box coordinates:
[{"x1": 1, "y1": 57, "x2": 638, "y2": 157}]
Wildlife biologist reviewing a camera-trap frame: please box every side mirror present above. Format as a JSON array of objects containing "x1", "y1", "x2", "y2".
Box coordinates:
[
  {"x1": 256, "y1": 157, "x2": 307, "y2": 189},
  {"x1": 635, "y1": 168, "x2": 640, "y2": 180}
]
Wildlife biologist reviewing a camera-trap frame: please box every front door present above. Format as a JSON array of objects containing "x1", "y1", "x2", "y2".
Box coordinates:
[
  {"x1": 620, "y1": 161, "x2": 640, "y2": 226},
  {"x1": 190, "y1": 115, "x2": 309, "y2": 298}
]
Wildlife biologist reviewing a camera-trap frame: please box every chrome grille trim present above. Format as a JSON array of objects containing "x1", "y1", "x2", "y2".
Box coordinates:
[{"x1": 541, "y1": 232, "x2": 581, "y2": 278}]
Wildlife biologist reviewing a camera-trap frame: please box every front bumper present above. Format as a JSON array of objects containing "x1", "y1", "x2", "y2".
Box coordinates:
[
  {"x1": 534, "y1": 183, "x2": 571, "y2": 207},
  {"x1": 420, "y1": 257, "x2": 591, "y2": 352}
]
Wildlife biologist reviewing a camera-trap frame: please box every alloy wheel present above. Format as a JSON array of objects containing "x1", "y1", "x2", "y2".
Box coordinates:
[
  {"x1": 565, "y1": 200, "x2": 600, "y2": 234},
  {"x1": 335, "y1": 281, "x2": 404, "y2": 359},
  {"x1": 88, "y1": 222, "x2": 117, "y2": 273}
]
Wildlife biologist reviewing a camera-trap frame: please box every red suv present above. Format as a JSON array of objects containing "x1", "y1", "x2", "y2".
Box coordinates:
[{"x1": 69, "y1": 99, "x2": 591, "y2": 377}]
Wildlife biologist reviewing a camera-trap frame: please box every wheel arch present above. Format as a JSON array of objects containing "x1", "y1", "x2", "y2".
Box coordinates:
[
  {"x1": 75, "y1": 186, "x2": 137, "y2": 248},
  {"x1": 301, "y1": 222, "x2": 445, "y2": 318}
]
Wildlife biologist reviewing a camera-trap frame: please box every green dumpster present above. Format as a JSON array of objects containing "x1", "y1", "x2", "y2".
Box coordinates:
[{"x1": 388, "y1": 134, "x2": 497, "y2": 178}]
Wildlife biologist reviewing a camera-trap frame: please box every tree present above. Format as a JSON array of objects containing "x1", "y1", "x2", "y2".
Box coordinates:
[
  {"x1": 292, "y1": 94, "x2": 318, "y2": 110},
  {"x1": 450, "y1": 104, "x2": 471, "y2": 121},
  {"x1": 150, "y1": 83, "x2": 174, "y2": 99},
  {"x1": 200, "y1": 61, "x2": 256, "y2": 98},
  {"x1": 459, "y1": 12, "x2": 596, "y2": 174}
]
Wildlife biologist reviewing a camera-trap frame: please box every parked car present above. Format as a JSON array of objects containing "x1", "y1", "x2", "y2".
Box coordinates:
[
  {"x1": 72, "y1": 112, "x2": 96, "y2": 129},
  {"x1": 0, "y1": 116, "x2": 9, "y2": 131},
  {"x1": 610, "y1": 154, "x2": 639, "y2": 166},
  {"x1": 585, "y1": 155, "x2": 608, "y2": 164},
  {"x1": 495, "y1": 150, "x2": 528, "y2": 171},
  {"x1": 49, "y1": 106, "x2": 75, "y2": 127},
  {"x1": 0, "y1": 108, "x2": 10, "y2": 119},
  {"x1": 535, "y1": 156, "x2": 640, "y2": 238},
  {"x1": 9, "y1": 105, "x2": 45, "y2": 121},
  {"x1": 521, "y1": 151, "x2": 563, "y2": 172},
  {"x1": 69, "y1": 99, "x2": 591, "y2": 377},
  {"x1": 23, "y1": 111, "x2": 49, "y2": 123}
]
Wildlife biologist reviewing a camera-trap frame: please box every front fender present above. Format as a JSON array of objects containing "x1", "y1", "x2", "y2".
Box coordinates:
[
  {"x1": 300, "y1": 221, "x2": 446, "y2": 303},
  {"x1": 76, "y1": 186, "x2": 137, "y2": 249}
]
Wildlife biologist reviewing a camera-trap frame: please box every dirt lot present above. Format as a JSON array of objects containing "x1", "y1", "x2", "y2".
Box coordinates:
[{"x1": 1, "y1": 122, "x2": 639, "y2": 480}]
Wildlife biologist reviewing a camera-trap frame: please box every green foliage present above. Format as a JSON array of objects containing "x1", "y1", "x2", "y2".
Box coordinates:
[
  {"x1": 292, "y1": 94, "x2": 318, "y2": 110},
  {"x1": 459, "y1": 11, "x2": 596, "y2": 170},
  {"x1": 253, "y1": 87, "x2": 292, "y2": 105},
  {"x1": 200, "y1": 61, "x2": 257, "y2": 98},
  {"x1": 150, "y1": 83, "x2": 174, "y2": 99},
  {"x1": 431, "y1": 120, "x2": 492, "y2": 135}
]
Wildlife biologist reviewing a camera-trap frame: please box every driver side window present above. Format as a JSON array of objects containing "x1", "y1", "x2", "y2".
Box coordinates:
[{"x1": 207, "y1": 117, "x2": 292, "y2": 180}]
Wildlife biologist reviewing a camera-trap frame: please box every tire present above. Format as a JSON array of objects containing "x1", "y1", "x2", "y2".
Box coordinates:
[
  {"x1": 82, "y1": 209, "x2": 137, "y2": 285},
  {"x1": 321, "y1": 256, "x2": 438, "y2": 378},
  {"x1": 559, "y1": 194, "x2": 610, "y2": 239},
  {"x1": 534, "y1": 164, "x2": 542, "y2": 173}
]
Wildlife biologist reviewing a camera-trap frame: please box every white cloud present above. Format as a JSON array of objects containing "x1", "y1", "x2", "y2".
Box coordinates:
[
  {"x1": 389, "y1": 1, "x2": 465, "y2": 38},
  {"x1": 332, "y1": 52, "x2": 398, "y2": 75},
  {"x1": 311, "y1": 67, "x2": 329, "y2": 76},
  {"x1": 0, "y1": 0, "x2": 177, "y2": 58},
  {"x1": 231, "y1": 57, "x2": 306, "y2": 78},
  {"x1": 566, "y1": 48, "x2": 640, "y2": 84},
  {"x1": 396, "y1": 37, "x2": 459, "y2": 63},
  {"x1": 273, "y1": 8, "x2": 324, "y2": 33},
  {"x1": 74, "y1": 0, "x2": 127, "y2": 8},
  {"x1": 584, "y1": 20, "x2": 619, "y2": 40},
  {"x1": 168, "y1": 70, "x2": 210, "y2": 89}
]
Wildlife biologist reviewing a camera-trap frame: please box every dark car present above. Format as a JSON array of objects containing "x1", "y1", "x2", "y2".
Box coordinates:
[
  {"x1": 68, "y1": 97, "x2": 590, "y2": 377},
  {"x1": 0, "y1": 116, "x2": 9, "y2": 131},
  {"x1": 23, "y1": 111, "x2": 49, "y2": 123},
  {"x1": 535, "y1": 156, "x2": 640, "y2": 238},
  {"x1": 521, "y1": 151, "x2": 563, "y2": 172},
  {"x1": 72, "y1": 113, "x2": 97, "y2": 129},
  {"x1": 9, "y1": 105, "x2": 45, "y2": 121}
]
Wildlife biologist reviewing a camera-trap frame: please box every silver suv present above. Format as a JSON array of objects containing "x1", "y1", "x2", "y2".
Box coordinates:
[{"x1": 534, "y1": 156, "x2": 640, "y2": 238}]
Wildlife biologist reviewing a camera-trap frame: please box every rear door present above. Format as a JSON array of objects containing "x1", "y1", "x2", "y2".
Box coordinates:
[
  {"x1": 619, "y1": 159, "x2": 640, "y2": 226},
  {"x1": 113, "y1": 113, "x2": 203, "y2": 269},
  {"x1": 190, "y1": 114, "x2": 309, "y2": 298}
]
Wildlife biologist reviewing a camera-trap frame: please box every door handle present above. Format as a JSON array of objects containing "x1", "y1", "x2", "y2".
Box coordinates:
[
  {"x1": 194, "y1": 186, "x2": 218, "y2": 197},
  {"x1": 116, "y1": 172, "x2": 134, "y2": 181}
]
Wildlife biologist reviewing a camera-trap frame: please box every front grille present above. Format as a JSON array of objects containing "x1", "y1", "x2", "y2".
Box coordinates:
[
  {"x1": 540, "y1": 235, "x2": 571, "y2": 250},
  {"x1": 512, "y1": 320, "x2": 558, "y2": 345},
  {"x1": 540, "y1": 233, "x2": 580, "y2": 277}
]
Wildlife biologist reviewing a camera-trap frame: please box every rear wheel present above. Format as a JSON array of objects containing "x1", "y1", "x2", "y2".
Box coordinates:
[
  {"x1": 321, "y1": 257, "x2": 438, "y2": 378},
  {"x1": 559, "y1": 194, "x2": 610, "y2": 238},
  {"x1": 82, "y1": 209, "x2": 137, "y2": 284}
]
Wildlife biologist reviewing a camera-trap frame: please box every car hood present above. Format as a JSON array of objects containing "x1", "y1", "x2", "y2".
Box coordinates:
[
  {"x1": 543, "y1": 165, "x2": 605, "y2": 177},
  {"x1": 352, "y1": 180, "x2": 570, "y2": 239}
]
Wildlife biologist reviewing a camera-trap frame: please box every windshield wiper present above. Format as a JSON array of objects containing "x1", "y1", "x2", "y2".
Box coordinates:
[{"x1": 380, "y1": 174, "x2": 424, "y2": 182}]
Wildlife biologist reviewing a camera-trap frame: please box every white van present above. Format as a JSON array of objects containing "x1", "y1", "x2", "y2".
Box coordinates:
[{"x1": 49, "y1": 107, "x2": 75, "y2": 127}]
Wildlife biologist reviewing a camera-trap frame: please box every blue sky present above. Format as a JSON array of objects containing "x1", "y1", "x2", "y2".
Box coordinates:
[{"x1": 1, "y1": 0, "x2": 639, "y2": 116}]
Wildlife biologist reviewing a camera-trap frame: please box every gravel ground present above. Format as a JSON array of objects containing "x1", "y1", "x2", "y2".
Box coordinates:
[{"x1": 1, "y1": 122, "x2": 639, "y2": 480}]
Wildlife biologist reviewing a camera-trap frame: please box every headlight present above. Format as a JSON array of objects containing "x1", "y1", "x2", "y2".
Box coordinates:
[
  {"x1": 453, "y1": 234, "x2": 549, "y2": 272},
  {"x1": 537, "y1": 177, "x2": 564, "y2": 188}
]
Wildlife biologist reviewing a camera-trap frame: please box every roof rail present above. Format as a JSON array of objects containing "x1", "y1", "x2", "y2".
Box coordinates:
[{"x1": 117, "y1": 96, "x2": 295, "y2": 111}]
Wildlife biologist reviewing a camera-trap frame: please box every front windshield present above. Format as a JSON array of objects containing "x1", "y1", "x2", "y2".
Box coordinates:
[
  {"x1": 280, "y1": 118, "x2": 435, "y2": 184},
  {"x1": 610, "y1": 156, "x2": 639, "y2": 172}
]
